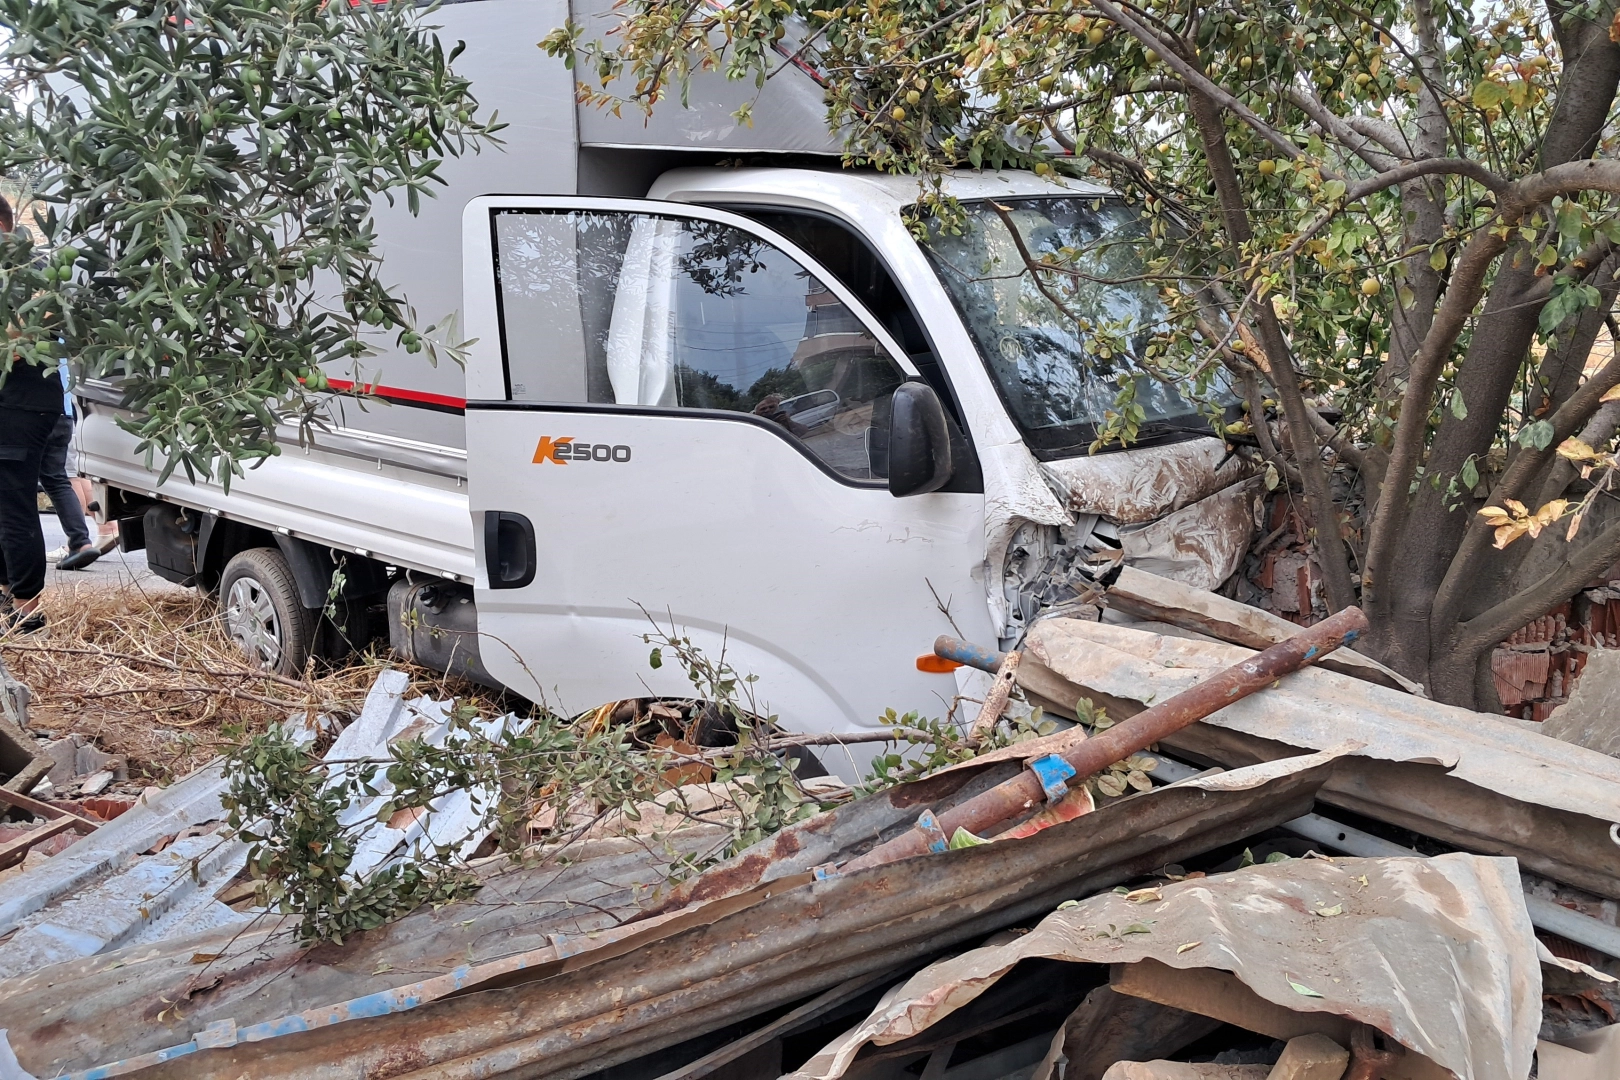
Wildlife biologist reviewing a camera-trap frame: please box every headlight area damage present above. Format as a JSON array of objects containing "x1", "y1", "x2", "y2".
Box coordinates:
[{"x1": 997, "y1": 439, "x2": 1261, "y2": 648}]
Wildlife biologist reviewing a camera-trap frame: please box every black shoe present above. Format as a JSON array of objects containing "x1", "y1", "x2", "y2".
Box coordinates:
[
  {"x1": 1, "y1": 609, "x2": 45, "y2": 635},
  {"x1": 57, "y1": 545, "x2": 101, "y2": 571}
]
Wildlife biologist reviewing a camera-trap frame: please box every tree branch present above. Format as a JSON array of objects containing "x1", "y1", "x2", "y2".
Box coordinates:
[
  {"x1": 1454, "y1": 509, "x2": 1620, "y2": 654},
  {"x1": 1515, "y1": 233, "x2": 1618, "y2": 308},
  {"x1": 1407, "y1": 0, "x2": 1458, "y2": 161},
  {"x1": 1088, "y1": 0, "x2": 1323, "y2": 170},
  {"x1": 1183, "y1": 84, "x2": 1358, "y2": 612},
  {"x1": 1073, "y1": 145, "x2": 1199, "y2": 222},
  {"x1": 1301, "y1": 403, "x2": 1369, "y2": 474},
  {"x1": 1361, "y1": 221, "x2": 1510, "y2": 610},
  {"x1": 1430, "y1": 306, "x2": 1620, "y2": 633},
  {"x1": 1362, "y1": 158, "x2": 1620, "y2": 612},
  {"x1": 1346, "y1": 157, "x2": 1508, "y2": 199},
  {"x1": 1344, "y1": 115, "x2": 1412, "y2": 158},
  {"x1": 1283, "y1": 85, "x2": 1398, "y2": 171},
  {"x1": 1538, "y1": 394, "x2": 1620, "y2": 510},
  {"x1": 1236, "y1": 367, "x2": 1303, "y2": 488}
]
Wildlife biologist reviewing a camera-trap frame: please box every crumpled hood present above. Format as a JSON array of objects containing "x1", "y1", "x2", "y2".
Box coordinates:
[
  {"x1": 1038, "y1": 440, "x2": 1261, "y2": 591},
  {"x1": 1038, "y1": 439, "x2": 1254, "y2": 524}
]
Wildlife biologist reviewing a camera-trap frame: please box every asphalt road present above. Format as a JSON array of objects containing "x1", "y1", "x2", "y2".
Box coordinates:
[{"x1": 38, "y1": 511, "x2": 188, "y2": 594}]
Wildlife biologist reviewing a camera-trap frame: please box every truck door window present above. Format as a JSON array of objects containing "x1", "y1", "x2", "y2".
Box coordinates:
[
  {"x1": 493, "y1": 209, "x2": 907, "y2": 482},
  {"x1": 710, "y1": 205, "x2": 981, "y2": 493},
  {"x1": 714, "y1": 207, "x2": 943, "y2": 399}
]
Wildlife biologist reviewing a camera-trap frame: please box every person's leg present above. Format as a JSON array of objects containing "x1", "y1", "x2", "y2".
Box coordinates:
[
  {"x1": 0, "y1": 408, "x2": 57, "y2": 620},
  {"x1": 71, "y1": 475, "x2": 119, "y2": 549},
  {"x1": 0, "y1": 482, "x2": 44, "y2": 619},
  {"x1": 41, "y1": 414, "x2": 92, "y2": 552}
]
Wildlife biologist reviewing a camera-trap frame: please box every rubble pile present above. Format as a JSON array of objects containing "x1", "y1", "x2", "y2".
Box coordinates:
[
  {"x1": 1491, "y1": 590, "x2": 1620, "y2": 721},
  {"x1": 2, "y1": 574, "x2": 1620, "y2": 1079}
]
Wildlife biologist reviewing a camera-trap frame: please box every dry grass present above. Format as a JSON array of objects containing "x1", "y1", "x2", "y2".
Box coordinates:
[{"x1": 2, "y1": 580, "x2": 498, "y2": 781}]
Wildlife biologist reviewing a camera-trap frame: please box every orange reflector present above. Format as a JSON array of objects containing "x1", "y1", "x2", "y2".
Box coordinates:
[{"x1": 916, "y1": 654, "x2": 962, "y2": 673}]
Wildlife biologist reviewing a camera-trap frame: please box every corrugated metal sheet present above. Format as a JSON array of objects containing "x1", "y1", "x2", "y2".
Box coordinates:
[
  {"x1": 1013, "y1": 619, "x2": 1620, "y2": 898},
  {"x1": 8, "y1": 751, "x2": 1345, "y2": 1079},
  {"x1": 0, "y1": 672, "x2": 508, "y2": 984},
  {"x1": 790, "y1": 853, "x2": 1541, "y2": 1080},
  {"x1": 0, "y1": 828, "x2": 733, "y2": 1076}
]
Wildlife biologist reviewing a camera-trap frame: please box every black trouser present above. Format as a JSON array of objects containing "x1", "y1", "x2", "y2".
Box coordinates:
[
  {"x1": 0, "y1": 407, "x2": 59, "y2": 601},
  {"x1": 41, "y1": 413, "x2": 90, "y2": 551}
]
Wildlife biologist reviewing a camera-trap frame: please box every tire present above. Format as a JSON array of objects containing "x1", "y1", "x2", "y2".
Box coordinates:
[{"x1": 219, "y1": 547, "x2": 313, "y2": 677}]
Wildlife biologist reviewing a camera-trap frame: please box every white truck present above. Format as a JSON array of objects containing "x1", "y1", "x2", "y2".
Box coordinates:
[{"x1": 76, "y1": 0, "x2": 1259, "y2": 733}]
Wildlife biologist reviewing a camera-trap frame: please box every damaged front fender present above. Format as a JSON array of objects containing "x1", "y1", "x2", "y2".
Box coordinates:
[
  {"x1": 1116, "y1": 476, "x2": 1264, "y2": 590},
  {"x1": 1038, "y1": 440, "x2": 1254, "y2": 526},
  {"x1": 991, "y1": 439, "x2": 1261, "y2": 642}
]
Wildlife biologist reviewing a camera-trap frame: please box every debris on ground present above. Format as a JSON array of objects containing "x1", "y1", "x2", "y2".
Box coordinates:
[
  {"x1": 1490, "y1": 592, "x2": 1620, "y2": 721},
  {"x1": 791, "y1": 853, "x2": 1536, "y2": 1080},
  {"x1": 0, "y1": 670, "x2": 508, "y2": 979},
  {"x1": 1541, "y1": 648, "x2": 1620, "y2": 757},
  {"x1": 1, "y1": 570, "x2": 1618, "y2": 1079},
  {"x1": 0, "y1": 586, "x2": 495, "y2": 782}
]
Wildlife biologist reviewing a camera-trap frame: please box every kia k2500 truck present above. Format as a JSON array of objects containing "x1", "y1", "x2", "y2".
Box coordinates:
[{"x1": 75, "y1": 0, "x2": 1260, "y2": 734}]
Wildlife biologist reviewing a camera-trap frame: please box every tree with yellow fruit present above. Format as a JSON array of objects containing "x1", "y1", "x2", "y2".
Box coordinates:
[{"x1": 559, "y1": 0, "x2": 1620, "y2": 711}]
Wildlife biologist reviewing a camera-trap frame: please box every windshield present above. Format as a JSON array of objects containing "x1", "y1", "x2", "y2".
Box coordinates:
[{"x1": 920, "y1": 196, "x2": 1210, "y2": 458}]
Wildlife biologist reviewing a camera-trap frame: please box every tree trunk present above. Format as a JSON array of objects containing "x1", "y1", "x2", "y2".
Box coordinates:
[{"x1": 1359, "y1": 7, "x2": 1620, "y2": 707}]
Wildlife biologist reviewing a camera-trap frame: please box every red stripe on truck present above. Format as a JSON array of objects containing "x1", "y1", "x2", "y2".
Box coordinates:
[{"x1": 322, "y1": 378, "x2": 467, "y2": 412}]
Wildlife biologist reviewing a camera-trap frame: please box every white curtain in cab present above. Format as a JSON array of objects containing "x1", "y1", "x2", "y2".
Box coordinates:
[{"x1": 605, "y1": 216, "x2": 681, "y2": 407}]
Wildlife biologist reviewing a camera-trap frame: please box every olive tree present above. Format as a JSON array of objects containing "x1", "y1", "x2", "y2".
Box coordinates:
[
  {"x1": 0, "y1": 0, "x2": 498, "y2": 483},
  {"x1": 552, "y1": 0, "x2": 1620, "y2": 707}
]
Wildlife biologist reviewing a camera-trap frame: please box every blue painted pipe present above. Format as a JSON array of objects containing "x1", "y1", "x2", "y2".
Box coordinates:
[{"x1": 933, "y1": 635, "x2": 1006, "y2": 673}]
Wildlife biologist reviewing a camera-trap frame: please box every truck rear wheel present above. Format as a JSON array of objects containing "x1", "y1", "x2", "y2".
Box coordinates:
[{"x1": 220, "y1": 547, "x2": 313, "y2": 677}]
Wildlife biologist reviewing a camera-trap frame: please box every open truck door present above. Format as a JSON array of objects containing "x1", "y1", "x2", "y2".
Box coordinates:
[{"x1": 461, "y1": 197, "x2": 992, "y2": 735}]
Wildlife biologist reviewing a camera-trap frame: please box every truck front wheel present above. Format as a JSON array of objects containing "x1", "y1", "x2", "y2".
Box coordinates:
[{"x1": 220, "y1": 547, "x2": 313, "y2": 677}]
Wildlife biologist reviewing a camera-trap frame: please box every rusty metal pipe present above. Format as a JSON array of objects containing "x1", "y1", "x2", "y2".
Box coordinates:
[
  {"x1": 846, "y1": 607, "x2": 1369, "y2": 872},
  {"x1": 933, "y1": 634, "x2": 1005, "y2": 672}
]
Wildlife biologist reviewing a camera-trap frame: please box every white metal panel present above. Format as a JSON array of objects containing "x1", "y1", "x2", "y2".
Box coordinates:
[
  {"x1": 76, "y1": 409, "x2": 475, "y2": 581},
  {"x1": 320, "y1": 0, "x2": 580, "y2": 442},
  {"x1": 466, "y1": 406, "x2": 990, "y2": 734},
  {"x1": 463, "y1": 196, "x2": 992, "y2": 734},
  {"x1": 646, "y1": 167, "x2": 1083, "y2": 634}
]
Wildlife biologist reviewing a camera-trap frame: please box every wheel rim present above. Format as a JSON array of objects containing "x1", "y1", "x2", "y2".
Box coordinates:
[{"x1": 225, "y1": 576, "x2": 283, "y2": 668}]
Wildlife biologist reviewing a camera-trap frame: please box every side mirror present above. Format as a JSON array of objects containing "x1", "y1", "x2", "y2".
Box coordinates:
[{"x1": 888, "y1": 381, "x2": 954, "y2": 497}]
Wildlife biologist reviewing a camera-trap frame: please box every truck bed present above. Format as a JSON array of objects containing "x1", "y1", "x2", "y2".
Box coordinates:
[{"x1": 76, "y1": 383, "x2": 476, "y2": 584}]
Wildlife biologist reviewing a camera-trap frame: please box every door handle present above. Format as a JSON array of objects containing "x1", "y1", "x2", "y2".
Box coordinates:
[{"x1": 483, "y1": 511, "x2": 537, "y2": 589}]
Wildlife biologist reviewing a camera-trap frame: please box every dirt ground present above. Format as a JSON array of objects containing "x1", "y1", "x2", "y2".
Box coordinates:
[{"x1": 3, "y1": 573, "x2": 498, "y2": 783}]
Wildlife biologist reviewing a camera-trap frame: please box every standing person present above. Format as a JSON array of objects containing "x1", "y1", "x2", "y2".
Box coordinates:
[
  {"x1": 0, "y1": 194, "x2": 61, "y2": 633},
  {"x1": 41, "y1": 356, "x2": 102, "y2": 570}
]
